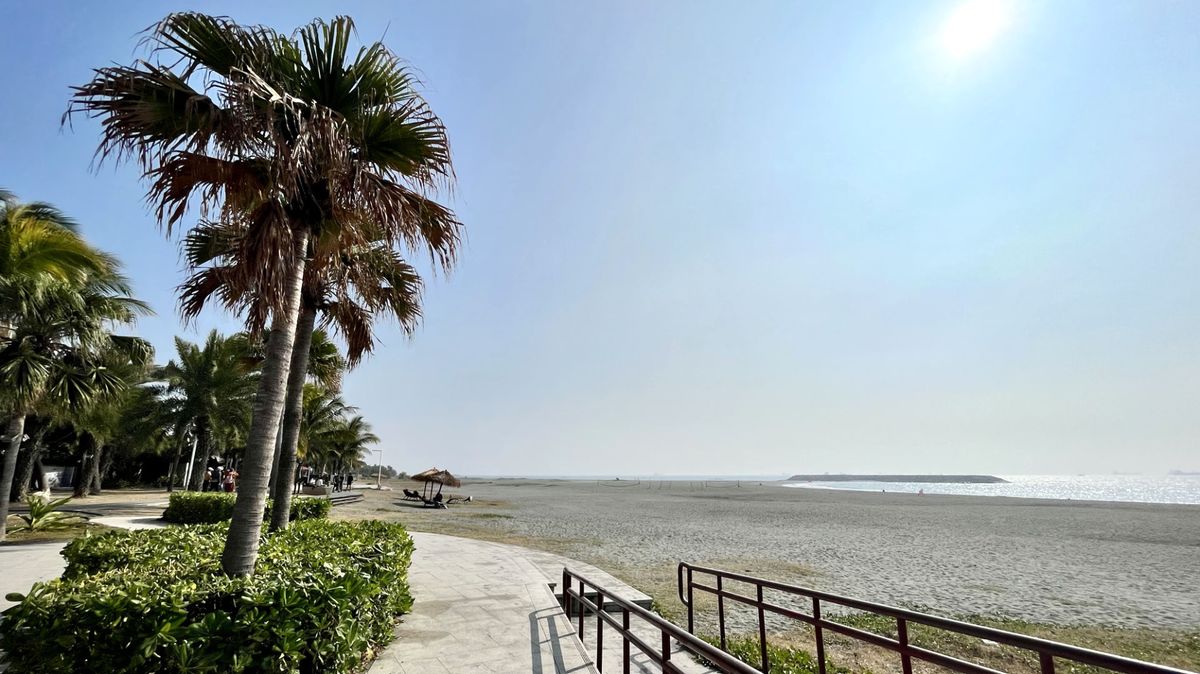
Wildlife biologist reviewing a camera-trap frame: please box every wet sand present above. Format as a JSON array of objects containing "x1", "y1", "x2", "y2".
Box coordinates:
[{"x1": 338, "y1": 479, "x2": 1200, "y2": 629}]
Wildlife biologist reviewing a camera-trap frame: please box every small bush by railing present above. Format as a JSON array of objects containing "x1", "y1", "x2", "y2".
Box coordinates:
[
  {"x1": 161, "y1": 491, "x2": 330, "y2": 524},
  {"x1": 0, "y1": 519, "x2": 414, "y2": 673}
]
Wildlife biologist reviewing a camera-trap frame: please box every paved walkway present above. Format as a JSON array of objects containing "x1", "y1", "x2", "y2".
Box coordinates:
[
  {"x1": 0, "y1": 541, "x2": 67, "y2": 611},
  {"x1": 369, "y1": 532, "x2": 717, "y2": 674}
]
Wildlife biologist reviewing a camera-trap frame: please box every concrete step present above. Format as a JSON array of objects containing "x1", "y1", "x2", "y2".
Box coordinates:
[{"x1": 328, "y1": 491, "x2": 364, "y2": 507}]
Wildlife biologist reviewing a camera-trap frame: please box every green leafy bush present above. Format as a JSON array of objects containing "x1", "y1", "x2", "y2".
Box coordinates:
[
  {"x1": 0, "y1": 520, "x2": 413, "y2": 673},
  {"x1": 161, "y1": 491, "x2": 330, "y2": 524},
  {"x1": 289, "y1": 496, "x2": 330, "y2": 522}
]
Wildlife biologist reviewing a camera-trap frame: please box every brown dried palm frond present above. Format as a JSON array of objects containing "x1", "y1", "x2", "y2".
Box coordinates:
[{"x1": 179, "y1": 217, "x2": 423, "y2": 365}]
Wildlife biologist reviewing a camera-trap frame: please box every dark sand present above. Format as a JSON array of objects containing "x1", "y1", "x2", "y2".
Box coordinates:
[{"x1": 339, "y1": 479, "x2": 1200, "y2": 629}]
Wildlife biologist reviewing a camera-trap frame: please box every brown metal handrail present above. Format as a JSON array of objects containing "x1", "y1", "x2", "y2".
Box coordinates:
[
  {"x1": 562, "y1": 567, "x2": 760, "y2": 674},
  {"x1": 678, "y1": 562, "x2": 1194, "y2": 674}
]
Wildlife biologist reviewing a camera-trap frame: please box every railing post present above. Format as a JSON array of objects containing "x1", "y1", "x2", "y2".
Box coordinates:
[
  {"x1": 717, "y1": 575, "x2": 726, "y2": 651},
  {"x1": 1040, "y1": 653, "x2": 1056, "y2": 674},
  {"x1": 596, "y1": 589, "x2": 604, "y2": 672},
  {"x1": 622, "y1": 608, "x2": 631, "y2": 674},
  {"x1": 687, "y1": 567, "x2": 694, "y2": 634},
  {"x1": 897, "y1": 618, "x2": 913, "y2": 674},
  {"x1": 757, "y1": 584, "x2": 769, "y2": 673},
  {"x1": 812, "y1": 597, "x2": 826, "y2": 674},
  {"x1": 579, "y1": 580, "x2": 585, "y2": 636},
  {"x1": 662, "y1": 632, "x2": 671, "y2": 666},
  {"x1": 562, "y1": 570, "x2": 570, "y2": 612}
]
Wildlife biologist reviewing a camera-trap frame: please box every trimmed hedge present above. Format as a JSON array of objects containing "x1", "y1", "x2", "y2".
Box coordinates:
[
  {"x1": 161, "y1": 491, "x2": 330, "y2": 524},
  {"x1": 0, "y1": 520, "x2": 414, "y2": 673}
]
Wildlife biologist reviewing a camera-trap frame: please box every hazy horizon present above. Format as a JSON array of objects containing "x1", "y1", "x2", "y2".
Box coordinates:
[{"x1": 3, "y1": 1, "x2": 1198, "y2": 476}]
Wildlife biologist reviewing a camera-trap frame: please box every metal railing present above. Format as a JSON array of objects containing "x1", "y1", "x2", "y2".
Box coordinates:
[
  {"x1": 562, "y1": 568, "x2": 760, "y2": 673},
  {"x1": 678, "y1": 562, "x2": 1194, "y2": 674}
]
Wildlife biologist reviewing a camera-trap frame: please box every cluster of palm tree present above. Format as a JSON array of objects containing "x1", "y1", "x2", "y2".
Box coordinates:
[
  {"x1": 0, "y1": 190, "x2": 152, "y2": 540},
  {"x1": 0, "y1": 189, "x2": 385, "y2": 542},
  {"x1": 64, "y1": 13, "x2": 460, "y2": 574}
]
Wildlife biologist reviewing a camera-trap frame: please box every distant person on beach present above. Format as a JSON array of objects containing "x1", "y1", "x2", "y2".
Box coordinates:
[{"x1": 345, "y1": 473, "x2": 353, "y2": 491}]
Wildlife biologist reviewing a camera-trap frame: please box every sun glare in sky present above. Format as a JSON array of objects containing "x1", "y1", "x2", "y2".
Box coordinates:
[{"x1": 939, "y1": 0, "x2": 1015, "y2": 61}]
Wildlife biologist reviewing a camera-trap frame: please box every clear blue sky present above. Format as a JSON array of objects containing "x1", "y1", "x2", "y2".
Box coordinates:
[{"x1": 3, "y1": 1, "x2": 1198, "y2": 476}]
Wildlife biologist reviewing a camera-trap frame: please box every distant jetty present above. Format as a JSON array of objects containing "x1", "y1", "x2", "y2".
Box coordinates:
[{"x1": 786, "y1": 474, "x2": 1008, "y2": 484}]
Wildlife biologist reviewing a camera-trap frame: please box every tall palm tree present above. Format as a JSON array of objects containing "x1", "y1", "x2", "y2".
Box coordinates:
[
  {"x1": 156, "y1": 331, "x2": 257, "y2": 491},
  {"x1": 70, "y1": 13, "x2": 460, "y2": 575},
  {"x1": 183, "y1": 222, "x2": 421, "y2": 529},
  {"x1": 0, "y1": 274, "x2": 151, "y2": 539}
]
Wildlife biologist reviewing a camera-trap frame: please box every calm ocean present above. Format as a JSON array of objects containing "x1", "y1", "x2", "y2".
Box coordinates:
[{"x1": 781, "y1": 474, "x2": 1200, "y2": 505}]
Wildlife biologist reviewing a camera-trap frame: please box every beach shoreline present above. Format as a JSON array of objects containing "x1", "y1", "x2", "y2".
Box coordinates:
[{"x1": 335, "y1": 478, "x2": 1200, "y2": 631}]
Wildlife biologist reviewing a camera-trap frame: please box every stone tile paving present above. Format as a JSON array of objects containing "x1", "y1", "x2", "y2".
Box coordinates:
[
  {"x1": 370, "y1": 532, "x2": 719, "y2": 674},
  {"x1": 0, "y1": 542, "x2": 67, "y2": 611}
]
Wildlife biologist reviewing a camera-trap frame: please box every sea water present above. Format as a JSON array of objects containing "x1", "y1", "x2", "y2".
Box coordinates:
[{"x1": 781, "y1": 474, "x2": 1200, "y2": 505}]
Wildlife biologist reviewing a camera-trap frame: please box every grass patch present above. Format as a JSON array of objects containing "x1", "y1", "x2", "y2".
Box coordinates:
[
  {"x1": 463, "y1": 512, "x2": 514, "y2": 520},
  {"x1": 3, "y1": 516, "x2": 113, "y2": 544},
  {"x1": 699, "y1": 634, "x2": 859, "y2": 674},
  {"x1": 833, "y1": 612, "x2": 1200, "y2": 674}
]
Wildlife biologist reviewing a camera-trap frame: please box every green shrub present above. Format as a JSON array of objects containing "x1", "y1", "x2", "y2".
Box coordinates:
[
  {"x1": 0, "y1": 520, "x2": 413, "y2": 673},
  {"x1": 288, "y1": 496, "x2": 330, "y2": 522},
  {"x1": 161, "y1": 491, "x2": 330, "y2": 524}
]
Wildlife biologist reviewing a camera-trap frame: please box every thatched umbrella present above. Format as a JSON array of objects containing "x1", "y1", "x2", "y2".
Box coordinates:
[{"x1": 411, "y1": 468, "x2": 462, "y2": 499}]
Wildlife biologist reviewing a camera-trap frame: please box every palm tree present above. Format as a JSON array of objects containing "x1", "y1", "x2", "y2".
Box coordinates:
[
  {"x1": 183, "y1": 222, "x2": 421, "y2": 529},
  {"x1": 70, "y1": 13, "x2": 460, "y2": 575},
  {"x1": 0, "y1": 274, "x2": 151, "y2": 539},
  {"x1": 156, "y1": 331, "x2": 257, "y2": 491},
  {"x1": 323, "y1": 415, "x2": 379, "y2": 476},
  {"x1": 0, "y1": 190, "x2": 115, "y2": 334},
  {"x1": 66, "y1": 355, "x2": 155, "y2": 496},
  {"x1": 296, "y1": 384, "x2": 352, "y2": 467},
  {"x1": 0, "y1": 190, "x2": 117, "y2": 513}
]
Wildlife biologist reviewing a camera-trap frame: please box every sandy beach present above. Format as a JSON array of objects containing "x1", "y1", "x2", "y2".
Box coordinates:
[{"x1": 337, "y1": 478, "x2": 1200, "y2": 630}]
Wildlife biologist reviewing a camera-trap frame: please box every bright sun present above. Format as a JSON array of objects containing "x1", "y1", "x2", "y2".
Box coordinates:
[{"x1": 939, "y1": 0, "x2": 1014, "y2": 61}]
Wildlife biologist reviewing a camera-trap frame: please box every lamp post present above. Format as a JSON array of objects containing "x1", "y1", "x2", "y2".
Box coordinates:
[{"x1": 374, "y1": 449, "x2": 383, "y2": 489}]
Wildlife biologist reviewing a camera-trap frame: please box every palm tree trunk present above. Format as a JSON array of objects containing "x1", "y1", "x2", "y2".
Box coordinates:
[
  {"x1": 189, "y1": 416, "x2": 211, "y2": 491},
  {"x1": 32, "y1": 456, "x2": 45, "y2": 492},
  {"x1": 269, "y1": 304, "x2": 316, "y2": 532},
  {"x1": 74, "y1": 432, "x2": 97, "y2": 498},
  {"x1": 221, "y1": 229, "x2": 309, "y2": 576},
  {"x1": 266, "y1": 428, "x2": 284, "y2": 497},
  {"x1": 90, "y1": 445, "x2": 110, "y2": 494},
  {"x1": 166, "y1": 431, "x2": 186, "y2": 492},
  {"x1": 12, "y1": 422, "x2": 47, "y2": 501},
  {"x1": 0, "y1": 415, "x2": 27, "y2": 541}
]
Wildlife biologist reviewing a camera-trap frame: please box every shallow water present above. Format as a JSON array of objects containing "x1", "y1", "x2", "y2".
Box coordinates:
[{"x1": 782, "y1": 474, "x2": 1200, "y2": 504}]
